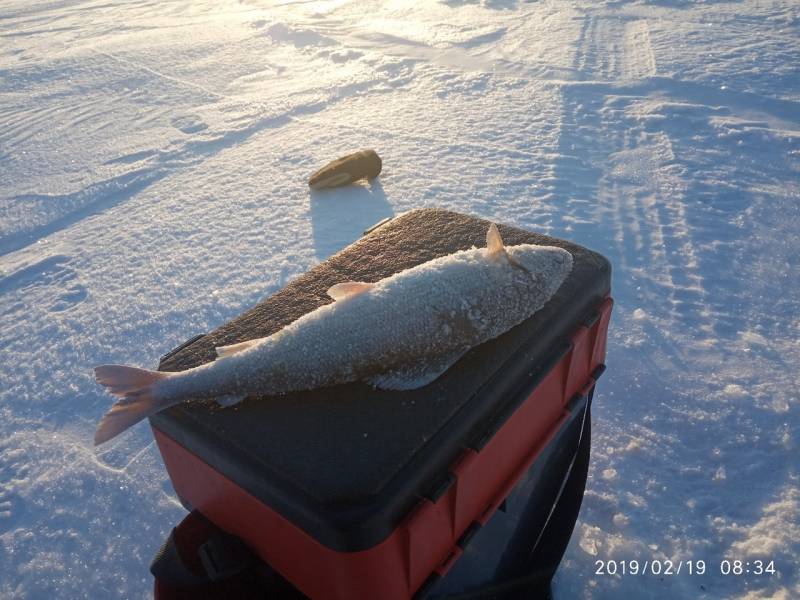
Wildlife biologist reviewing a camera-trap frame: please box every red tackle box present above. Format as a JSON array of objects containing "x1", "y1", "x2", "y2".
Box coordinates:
[{"x1": 149, "y1": 208, "x2": 613, "y2": 599}]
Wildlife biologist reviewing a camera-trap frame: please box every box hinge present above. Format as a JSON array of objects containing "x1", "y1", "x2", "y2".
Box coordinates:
[
  {"x1": 424, "y1": 472, "x2": 456, "y2": 503},
  {"x1": 412, "y1": 572, "x2": 440, "y2": 600},
  {"x1": 456, "y1": 520, "x2": 482, "y2": 550},
  {"x1": 591, "y1": 363, "x2": 607, "y2": 381},
  {"x1": 435, "y1": 545, "x2": 463, "y2": 577}
]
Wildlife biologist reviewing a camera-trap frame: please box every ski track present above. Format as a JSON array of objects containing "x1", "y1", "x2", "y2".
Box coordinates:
[
  {"x1": 1, "y1": 0, "x2": 799, "y2": 598},
  {"x1": 542, "y1": 6, "x2": 799, "y2": 598}
]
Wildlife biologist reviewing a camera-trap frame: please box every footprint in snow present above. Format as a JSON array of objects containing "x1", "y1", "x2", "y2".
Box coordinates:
[
  {"x1": 328, "y1": 49, "x2": 364, "y2": 64},
  {"x1": 0, "y1": 488, "x2": 19, "y2": 532},
  {"x1": 0, "y1": 447, "x2": 28, "y2": 532},
  {"x1": 0, "y1": 254, "x2": 88, "y2": 313},
  {"x1": 264, "y1": 23, "x2": 337, "y2": 48},
  {"x1": 171, "y1": 114, "x2": 209, "y2": 135}
]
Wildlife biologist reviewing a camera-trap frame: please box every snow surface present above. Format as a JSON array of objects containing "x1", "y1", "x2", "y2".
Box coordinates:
[{"x1": 1, "y1": 0, "x2": 798, "y2": 598}]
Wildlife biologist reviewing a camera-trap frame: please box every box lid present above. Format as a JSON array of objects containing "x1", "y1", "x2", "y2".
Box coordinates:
[{"x1": 151, "y1": 208, "x2": 611, "y2": 552}]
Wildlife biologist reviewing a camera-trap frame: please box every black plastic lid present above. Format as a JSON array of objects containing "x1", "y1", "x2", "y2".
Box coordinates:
[{"x1": 151, "y1": 208, "x2": 611, "y2": 552}]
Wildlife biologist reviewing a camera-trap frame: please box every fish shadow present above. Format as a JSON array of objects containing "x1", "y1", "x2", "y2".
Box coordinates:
[{"x1": 309, "y1": 179, "x2": 394, "y2": 261}]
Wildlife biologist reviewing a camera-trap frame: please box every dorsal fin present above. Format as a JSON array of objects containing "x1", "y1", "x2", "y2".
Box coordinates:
[
  {"x1": 327, "y1": 281, "x2": 374, "y2": 301},
  {"x1": 486, "y1": 223, "x2": 506, "y2": 259}
]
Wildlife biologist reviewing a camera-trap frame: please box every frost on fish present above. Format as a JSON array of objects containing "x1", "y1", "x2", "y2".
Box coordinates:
[{"x1": 94, "y1": 225, "x2": 572, "y2": 444}]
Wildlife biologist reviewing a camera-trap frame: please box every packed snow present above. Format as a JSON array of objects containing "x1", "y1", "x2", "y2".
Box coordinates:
[{"x1": 1, "y1": 0, "x2": 798, "y2": 598}]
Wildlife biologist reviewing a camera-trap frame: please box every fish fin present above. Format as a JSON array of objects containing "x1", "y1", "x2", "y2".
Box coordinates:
[
  {"x1": 216, "y1": 394, "x2": 246, "y2": 408},
  {"x1": 95, "y1": 364, "x2": 169, "y2": 396},
  {"x1": 94, "y1": 365, "x2": 169, "y2": 445},
  {"x1": 367, "y1": 350, "x2": 467, "y2": 390},
  {"x1": 215, "y1": 340, "x2": 258, "y2": 358},
  {"x1": 310, "y1": 172, "x2": 352, "y2": 190},
  {"x1": 327, "y1": 281, "x2": 374, "y2": 301},
  {"x1": 486, "y1": 223, "x2": 507, "y2": 260}
]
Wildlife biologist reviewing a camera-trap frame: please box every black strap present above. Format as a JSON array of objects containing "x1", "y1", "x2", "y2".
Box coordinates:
[
  {"x1": 150, "y1": 527, "x2": 210, "y2": 587},
  {"x1": 199, "y1": 532, "x2": 257, "y2": 582},
  {"x1": 150, "y1": 511, "x2": 256, "y2": 586}
]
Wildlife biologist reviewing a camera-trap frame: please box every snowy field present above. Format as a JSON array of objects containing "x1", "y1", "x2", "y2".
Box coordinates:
[{"x1": 1, "y1": 0, "x2": 799, "y2": 598}]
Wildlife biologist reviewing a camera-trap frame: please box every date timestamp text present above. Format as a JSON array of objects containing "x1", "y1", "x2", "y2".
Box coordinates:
[{"x1": 594, "y1": 559, "x2": 777, "y2": 576}]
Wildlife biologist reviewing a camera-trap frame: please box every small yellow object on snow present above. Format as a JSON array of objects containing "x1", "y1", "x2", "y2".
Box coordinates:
[{"x1": 308, "y1": 149, "x2": 382, "y2": 190}]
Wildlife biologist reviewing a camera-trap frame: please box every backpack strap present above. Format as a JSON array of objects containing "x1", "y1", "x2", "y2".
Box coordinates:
[{"x1": 150, "y1": 511, "x2": 256, "y2": 586}]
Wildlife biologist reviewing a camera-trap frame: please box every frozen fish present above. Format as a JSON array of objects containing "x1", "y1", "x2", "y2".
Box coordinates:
[{"x1": 93, "y1": 224, "x2": 572, "y2": 445}]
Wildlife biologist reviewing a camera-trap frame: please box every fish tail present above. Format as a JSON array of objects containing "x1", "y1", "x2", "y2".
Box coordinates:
[{"x1": 93, "y1": 365, "x2": 171, "y2": 445}]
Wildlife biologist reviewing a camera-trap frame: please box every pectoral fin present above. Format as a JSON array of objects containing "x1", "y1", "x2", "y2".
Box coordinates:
[
  {"x1": 366, "y1": 349, "x2": 467, "y2": 390},
  {"x1": 216, "y1": 394, "x2": 246, "y2": 407},
  {"x1": 327, "y1": 281, "x2": 375, "y2": 301},
  {"x1": 486, "y1": 223, "x2": 507, "y2": 260},
  {"x1": 215, "y1": 339, "x2": 259, "y2": 358}
]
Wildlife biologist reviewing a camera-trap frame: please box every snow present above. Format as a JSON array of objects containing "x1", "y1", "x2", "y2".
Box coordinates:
[{"x1": 1, "y1": 0, "x2": 798, "y2": 598}]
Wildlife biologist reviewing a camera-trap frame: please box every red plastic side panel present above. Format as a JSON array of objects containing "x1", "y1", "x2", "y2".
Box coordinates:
[
  {"x1": 155, "y1": 297, "x2": 613, "y2": 600},
  {"x1": 155, "y1": 430, "x2": 411, "y2": 600}
]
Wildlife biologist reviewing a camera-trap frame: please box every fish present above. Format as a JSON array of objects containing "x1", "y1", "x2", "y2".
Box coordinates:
[
  {"x1": 308, "y1": 149, "x2": 382, "y2": 190},
  {"x1": 93, "y1": 224, "x2": 572, "y2": 445}
]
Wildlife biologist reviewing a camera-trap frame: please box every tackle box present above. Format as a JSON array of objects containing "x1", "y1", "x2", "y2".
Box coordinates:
[{"x1": 150, "y1": 208, "x2": 613, "y2": 599}]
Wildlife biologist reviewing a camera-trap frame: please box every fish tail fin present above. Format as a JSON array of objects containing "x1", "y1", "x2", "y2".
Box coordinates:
[{"x1": 93, "y1": 365, "x2": 170, "y2": 445}]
